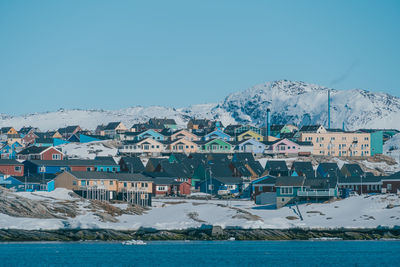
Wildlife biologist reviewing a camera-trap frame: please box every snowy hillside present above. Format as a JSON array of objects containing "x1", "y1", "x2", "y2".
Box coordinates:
[
  {"x1": 384, "y1": 134, "x2": 400, "y2": 164},
  {"x1": 1, "y1": 80, "x2": 400, "y2": 131},
  {"x1": 221, "y1": 80, "x2": 400, "y2": 129},
  {"x1": 2, "y1": 189, "x2": 400, "y2": 230}
]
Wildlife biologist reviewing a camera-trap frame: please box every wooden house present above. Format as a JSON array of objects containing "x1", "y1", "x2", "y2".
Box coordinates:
[
  {"x1": 0, "y1": 159, "x2": 24, "y2": 176},
  {"x1": 17, "y1": 146, "x2": 63, "y2": 161}
]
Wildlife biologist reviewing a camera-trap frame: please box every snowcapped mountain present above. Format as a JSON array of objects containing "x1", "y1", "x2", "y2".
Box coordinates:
[{"x1": 1, "y1": 80, "x2": 400, "y2": 131}]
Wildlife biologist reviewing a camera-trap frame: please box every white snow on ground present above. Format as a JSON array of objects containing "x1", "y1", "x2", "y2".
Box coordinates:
[
  {"x1": 1, "y1": 190, "x2": 400, "y2": 230},
  {"x1": 57, "y1": 141, "x2": 118, "y2": 159},
  {"x1": 384, "y1": 133, "x2": 400, "y2": 165}
]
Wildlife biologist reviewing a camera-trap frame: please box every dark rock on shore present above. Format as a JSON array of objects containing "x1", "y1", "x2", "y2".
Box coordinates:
[{"x1": 0, "y1": 227, "x2": 399, "y2": 242}]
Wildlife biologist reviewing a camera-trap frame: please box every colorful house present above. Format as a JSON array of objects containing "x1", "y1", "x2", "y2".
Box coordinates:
[
  {"x1": 0, "y1": 159, "x2": 24, "y2": 176},
  {"x1": 170, "y1": 129, "x2": 200, "y2": 141},
  {"x1": 0, "y1": 141, "x2": 23, "y2": 159},
  {"x1": 264, "y1": 138, "x2": 301, "y2": 155},
  {"x1": 196, "y1": 139, "x2": 233, "y2": 153},
  {"x1": 152, "y1": 177, "x2": 191, "y2": 196},
  {"x1": 17, "y1": 146, "x2": 64, "y2": 161},
  {"x1": 169, "y1": 138, "x2": 198, "y2": 154},
  {"x1": 120, "y1": 138, "x2": 165, "y2": 155},
  {"x1": 236, "y1": 130, "x2": 263, "y2": 142},
  {"x1": 204, "y1": 130, "x2": 232, "y2": 141},
  {"x1": 236, "y1": 139, "x2": 266, "y2": 154},
  {"x1": 24, "y1": 159, "x2": 120, "y2": 174},
  {"x1": 136, "y1": 129, "x2": 166, "y2": 141}
]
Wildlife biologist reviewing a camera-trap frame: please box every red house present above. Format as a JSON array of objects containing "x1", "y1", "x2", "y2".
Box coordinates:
[
  {"x1": 152, "y1": 177, "x2": 191, "y2": 196},
  {"x1": 17, "y1": 146, "x2": 64, "y2": 161},
  {"x1": 0, "y1": 159, "x2": 24, "y2": 176}
]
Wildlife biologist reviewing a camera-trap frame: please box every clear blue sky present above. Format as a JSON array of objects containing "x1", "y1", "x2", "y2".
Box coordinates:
[{"x1": 1, "y1": 0, "x2": 399, "y2": 115}]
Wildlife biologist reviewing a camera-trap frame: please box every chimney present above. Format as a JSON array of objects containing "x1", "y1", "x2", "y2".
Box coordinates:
[
  {"x1": 328, "y1": 90, "x2": 331, "y2": 129},
  {"x1": 266, "y1": 108, "x2": 271, "y2": 141}
]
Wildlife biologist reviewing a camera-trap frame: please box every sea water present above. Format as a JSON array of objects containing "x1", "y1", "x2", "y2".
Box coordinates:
[{"x1": 0, "y1": 240, "x2": 399, "y2": 266}]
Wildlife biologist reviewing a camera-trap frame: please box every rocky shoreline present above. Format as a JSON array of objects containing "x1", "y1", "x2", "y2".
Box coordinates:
[{"x1": 1, "y1": 227, "x2": 399, "y2": 242}]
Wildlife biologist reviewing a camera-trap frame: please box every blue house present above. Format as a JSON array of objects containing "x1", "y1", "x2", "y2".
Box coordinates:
[
  {"x1": 34, "y1": 138, "x2": 54, "y2": 147},
  {"x1": 204, "y1": 129, "x2": 232, "y2": 141},
  {"x1": 236, "y1": 139, "x2": 266, "y2": 154},
  {"x1": 136, "y1": 129, "x2": 166, "y2": 141},
  {"x1": 79, "y1": 134, "x2": 108, "y2": 143},
  {"x1": 0, "y1": 142, "x2": 23, "y2": 159},
  {"x1": 53, "y1": 138, "x2": 70, "y2": 146},
  {"x1": 24, "y1": 159, "x2": 120, "y2": 174},
  {"x1": 0, "y1": 173, "x2": 24, "y2": 190}
]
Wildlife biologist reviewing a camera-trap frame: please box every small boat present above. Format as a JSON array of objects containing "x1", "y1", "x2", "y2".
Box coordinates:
[
  {"x1": 122, "y1": 240, "x2": 147, "y2": 245},
  {"x1": 228, "y1": 237, "x2": 236, "y2": 241}
]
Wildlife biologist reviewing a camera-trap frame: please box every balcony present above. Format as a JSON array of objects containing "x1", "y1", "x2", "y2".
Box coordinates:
[{"x1": 297, "y1": 188, "x2": 337, "y2": 197}]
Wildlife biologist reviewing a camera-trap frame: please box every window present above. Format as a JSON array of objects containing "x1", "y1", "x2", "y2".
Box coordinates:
[
  {"x1": 280, "y1": 187, "x2": 293, "y2": 195},
  {"x1": 72, "y1": 180, "x2": 77, "y2": 185},
  {"x1": 52, "y1": 154, "x2": 61, "y2": 160},
  {"x1": 110, "y1": 181, "x2": 114, "y2": 185},
  {"x1": 39, "y1": 166, "x2": 46, "y2": 172},
  {"x1": 387, "y1": 184, "x2": 392, "y2": 191},
  {"x1": 124, "y1": 182, "x2": 127, "y2": 187},
  {"x1": 81, "y1": 180, "x2": 86, "y2": 186},
  {"x1": 87, "y1": 167, "x2": 92, "y2": 172},
  {"x1": 112, "y1": 167, "x2": 117, "y2": 172},
  {"x1": 14, "y1": 166, "x2": 21, "y2": 172}
]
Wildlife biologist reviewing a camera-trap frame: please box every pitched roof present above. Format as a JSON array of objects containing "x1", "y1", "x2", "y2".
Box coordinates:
[
  {"x1": 246, "y1": 160, "x2": 264, "y2": 176},
  {"x1": 17, "y1": 146, "x2": 49, "y2": 155},
  {"x1": 58, "y1": 125, "x2": 80, "y2": 134},
  {"x1": 152, "y1": 177, "x2": 184, "y2": 185},
  {"x1": 213, "y1": 176, "x2": 242, "y2": 185},
  {"x1": 291, "y1": 161, "x2": 315, "y2": 178},
  {"x1": 299, "y1": 125, "x2": 322, "y2": 132},
  {"x1": 68, "y1": 171, "x2": 151, "y2": 181},
  {"x1": 0, "y1": 159, "x2": 23, "y2": 165},
  {"x1": 265, "y1": 160, "x2": 288, "y2": 172},
  {"x1": 341, "y1": 164, "x2": 365, "y2": 177},
  {"x1": 104, "y1": 122, "x2": 122, "y2": 130},
  {"x1": 275, "y1": 176, "x2": 305, "y2": 187},
  {"x1": 27, "y1": 159, "x2": 118, "y2": 167},
  {"x1": 119, "y1": 156, "x2": 145, "y2": 173},
  {"x1": 159, "y1": 160, "x2": 192, "y2": 178},
  {"x1": 15, "y1": 173, "x2": 57, "y2": 183}
]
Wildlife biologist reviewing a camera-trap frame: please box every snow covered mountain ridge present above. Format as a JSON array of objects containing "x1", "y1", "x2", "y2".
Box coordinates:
[{"x1": 1, "y1": 80, "x2": 400, "y2": 131}]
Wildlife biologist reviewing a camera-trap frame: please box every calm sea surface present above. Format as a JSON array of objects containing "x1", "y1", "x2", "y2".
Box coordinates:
[{"x1": 0, "y1": 240, "x2": 399, "y2": 267}]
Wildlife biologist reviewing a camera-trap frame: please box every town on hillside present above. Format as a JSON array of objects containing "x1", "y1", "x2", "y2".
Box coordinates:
[{"x1": 0, "y1": 116, "x2": 399, "y2": 209}]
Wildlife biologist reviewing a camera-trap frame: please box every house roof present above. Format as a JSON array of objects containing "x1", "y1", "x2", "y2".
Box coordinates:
[
  {"x1": 270, "y1": 124, "x2": 285, "y2": 131},
  {"x1": 341, "y1": 164, "x2": 365, "y2": 177},
  {"x1": 119, "y1": 156, "x2": 145, "y2": 173},
  {"x1": 35, "y1": 138, "x2": 53, "y2": 144},
  {"x1": 17, "y1": 146, "x2": 49, "y2": 155},
  {"x1": 232, "y1": 161, "x2": 252, "y2": 177},
  {"x1": 291, "y1": 161, "x2": 315, "y2": 178},
  {"x1": 233, "y1": 152, "x2": 255, "y2": 163},
  {"x1": 67, "y1": 171, "x2": 151, "y2": 181},
  {"x1": 275, "y1": 176, "x2": 305, "y2": 187},
  {"x1": 58, "y1": 125, "x2": 80, "y2": 134},
  {"x1": 104, "y1": 122, "x2": 122, "y2": 130},
  {"x1": 152, "y1": 177, "x2": 183, "y2": 185},
  {"x1": 213, "y1": 176, "x2": 242, "y2": 185},
  {"x1": 0, "y1": 159, "x2": 23, "y2": 165},
  {"x1": 246, "y1": 161, "x2": 264, "y2": 176},
  {"x1": 252, "y1": 175, "x2": 277, "y2": 185},
  {"x1": 265, "y1": 160, "x2": 288, "y2": 172},
  {"x1": 15, "y1": 173, "x2": 57, "y2": 183},
  {"x1": 27, "y1": 159, "x2": 118, "y2": 167},
  {"x1": 159, "y1": 160, "x2": 192, "y2": 178},
  {"x1": 299, "y1": 125, "x2": 322, "y2": 132}
]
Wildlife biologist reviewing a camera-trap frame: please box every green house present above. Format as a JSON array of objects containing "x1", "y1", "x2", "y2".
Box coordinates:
[{"x1": 197, "y1": 139, "x2": 233, "y2": 153}]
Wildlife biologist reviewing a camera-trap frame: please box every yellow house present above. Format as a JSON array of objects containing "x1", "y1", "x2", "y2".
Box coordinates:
[
  {"x1": 1, "y1": 127, "x2": 18, "y2": 135},
  {"x1": 237, "y1": 130, "x2": 263, "y2": 141},
  {"x1": 299, "y1": 130, "x2": 371, "y2": 157},
  {"x1": 171, "y1": 129, "x2": 200, "y2": 141},
  {"x1": 120, "y1": 138, "x2": 165, "y2": 155}
]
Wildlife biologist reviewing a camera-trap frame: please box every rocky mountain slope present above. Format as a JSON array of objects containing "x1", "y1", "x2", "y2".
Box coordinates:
[{"x1": 1, "y1": 80, "x2": 399, "y2": 131}]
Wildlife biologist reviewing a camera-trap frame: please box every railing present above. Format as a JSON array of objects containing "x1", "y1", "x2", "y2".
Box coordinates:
[{"x1": 297, "y1": 189, "x2": 337, "y2": 197}]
